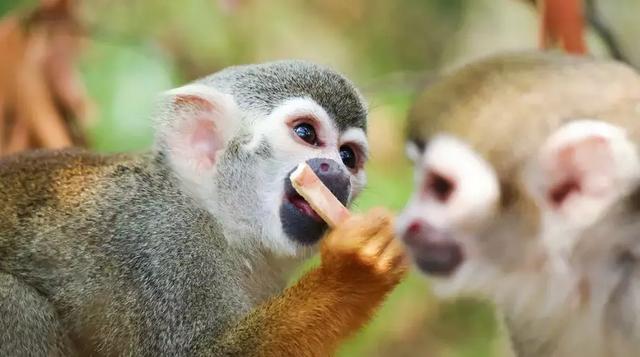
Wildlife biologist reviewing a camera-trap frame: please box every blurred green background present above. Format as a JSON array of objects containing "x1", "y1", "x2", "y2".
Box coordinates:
[{"x1": 3, "y1": 0, "x2": 640, "y2": 355}]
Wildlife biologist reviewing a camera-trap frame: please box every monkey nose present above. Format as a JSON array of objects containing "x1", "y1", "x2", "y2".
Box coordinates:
[
  {"x1": 305, "y1": 158, "x2": 351, "y2": 206},
  {"x1": 401, "y1": 220, "x2": 464, "y2": 276}
]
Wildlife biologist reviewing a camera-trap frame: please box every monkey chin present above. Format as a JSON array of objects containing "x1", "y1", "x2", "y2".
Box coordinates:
[
  {"x1": 425, "y1": 259, "x2": 507, "y2": 302},
  {"x1": 279, "y1": 178, "x2": 329, "y2": 246}
]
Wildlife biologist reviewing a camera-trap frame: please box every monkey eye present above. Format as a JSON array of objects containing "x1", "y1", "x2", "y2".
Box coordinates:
[
  {"x1": 426, "y1": 171, "x2": 455, "y2": 202},
  {"x1": 340, "y1": 145, "x2": 357, "y2": 169},
  {"x1": 293, "y1": 123, "x2": 319, "y2": 146}
]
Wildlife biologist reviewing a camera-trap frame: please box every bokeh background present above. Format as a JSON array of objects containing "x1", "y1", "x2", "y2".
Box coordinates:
[{"x1": 1, "y1": 0, "x2": 639, "y2": 356}]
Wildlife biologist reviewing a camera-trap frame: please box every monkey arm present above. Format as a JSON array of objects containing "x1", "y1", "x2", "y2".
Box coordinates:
[
  {"x1": 209, "y1": 267, "x2": 383, "y2": 357},
  {"x1": 208, "y1": 209, "x2": 407, "y2": 357}
]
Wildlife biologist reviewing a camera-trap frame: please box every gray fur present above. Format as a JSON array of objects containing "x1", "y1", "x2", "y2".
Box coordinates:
[
  {"x1": 501, "y1": 187, "x2": 640, "y2": 356},
  {"x1": 0, "y1": 60, "x2": 367, "y2": 355},
  {"x1": 198, "y1": 60, "x2": 367, "y2": 131}
]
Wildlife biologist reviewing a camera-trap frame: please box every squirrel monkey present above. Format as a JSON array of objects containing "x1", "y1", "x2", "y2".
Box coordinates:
[
  {"x1": 395, "y1": 51, "x2": 640, "y2": 356},
  {"x1": 0, "y1": 60, "x2": 407, "y2": 356}
]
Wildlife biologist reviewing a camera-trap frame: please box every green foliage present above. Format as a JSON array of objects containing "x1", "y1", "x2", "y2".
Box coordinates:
[
  {"x1": 0, "y1": 0, "x2": 35, "y2": 16},
  {"x1": 81, "y1": 43, "x2": 175, "y2": 152}
]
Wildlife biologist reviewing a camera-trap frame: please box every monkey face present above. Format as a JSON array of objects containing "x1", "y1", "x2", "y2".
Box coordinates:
[
  {"x1": 250, "y1": 97, "x2": 367, "y2": 252},
  {"x1": 397, "y1": 119, "x2": 640, "y2": 298},
  {"x1": 173, "y1": 95, "x2": 368, "y2": 256},
  {"x1": 396, "y1": 134, "x2": 500, "y2": 278},
  {"x1": 157, "y1": 61, "x2": 369, "y2": 256}
]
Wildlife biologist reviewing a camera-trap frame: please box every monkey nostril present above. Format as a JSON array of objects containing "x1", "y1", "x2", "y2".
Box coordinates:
[
  {"x1": 407, "y1": 221, "x2": 422, "y2": 235},
  {"x1": 319, "y1": 162, "x2": 330, "y2": 172}
]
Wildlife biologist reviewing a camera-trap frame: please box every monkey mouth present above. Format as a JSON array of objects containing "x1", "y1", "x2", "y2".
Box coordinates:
[
  {"x1": 401, "y1": 222, "x2": 464, "y2": 277},
  {"x1": 285, "y1": 192, "x2": 322, "y2": 221},
  {"x1": 280, "y1": 176, "x2": 328, "y2": 246}
]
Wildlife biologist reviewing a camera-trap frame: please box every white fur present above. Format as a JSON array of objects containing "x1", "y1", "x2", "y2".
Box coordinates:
[
  {"x1": 164, "y1": 83, "x2": 240, "y2": 144},
  {"x1": 399, "y1": 121, "x2": 640, "y2": 356},
  {"x1": 397, "y1": 132, "x2": 590, "y2": 354},
  {"x1": 396, "y1": 134, "x2": 501, "y2": 301},
  {"x1": 236, "y1": 97, "x2": 367, "y2": 255},
  {"x1": 531, "y1": 119, "x2": 640, "y2": 263},
  {"x1": 162, "y1": 90, "x2": 368, "y2": 257},
  {"x1": 398, "y1": 134, "x2": 499, "y2": 236},
  {"x1": 161, "y1": 83, "x2": 241, "y2": 214},
  {"x1": 340, "y1": 127, "x2": 368, "y2": 198}
]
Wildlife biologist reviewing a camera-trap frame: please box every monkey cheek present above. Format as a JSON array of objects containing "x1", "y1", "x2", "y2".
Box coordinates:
[{"x1": 279, "y1": 201, "x2": 328, "y2": 245}]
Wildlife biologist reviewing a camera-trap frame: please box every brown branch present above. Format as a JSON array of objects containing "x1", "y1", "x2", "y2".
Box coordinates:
[
  {"x1": 0, "y1": 0, "x2": 90, "y2": 155},
  {"x1": 538, "y1": 0, "x2": 587, "y2": 54},
  {"x1": 0, "y1": 97, "x2": 5, "y2": 154},
  {"x1": 520, "y1": 0, "x2": 633, "y2": 67},
  {"x1": 5, "y1": 116, "x2": 30, "y2": 154},
  {"x1": 16, "y1": 29, "x2": 73, "y2": 149}
]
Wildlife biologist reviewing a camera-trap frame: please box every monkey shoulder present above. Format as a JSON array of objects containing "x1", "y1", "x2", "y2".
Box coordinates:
[
  {"x1": 0, "y1": 148, "x2": 254, "y2": 352},
  {"x1": 0, "y1": 148, "x2": 136, "y2": 175},
  {"x1": 0, "y1": 148, "x2": 145, "y2": 200}
]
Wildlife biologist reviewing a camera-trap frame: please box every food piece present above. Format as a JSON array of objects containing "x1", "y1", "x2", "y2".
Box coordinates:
[{"x1": 290, "y1": 163, "x2": 351, "y2": 227}]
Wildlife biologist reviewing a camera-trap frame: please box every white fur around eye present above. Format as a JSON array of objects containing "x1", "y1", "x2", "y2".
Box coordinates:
[
  {"x1": 339, "y1": 127, "x2": 368, "y2": 197},
  {"x1": 420, "y1": 134, "x2": 499, "y2": 230},
  {"x1": 340, "y1": 128, "x2": 368, "y2": 158},
  {"x1": 248, "y1": 97, "x2": 340, "y2": 162},
  {"x1": 240, "y1": 97, "x2": 368, "y2": 256}
]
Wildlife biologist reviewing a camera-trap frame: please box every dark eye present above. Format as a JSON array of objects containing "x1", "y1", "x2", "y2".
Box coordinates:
[
  {"x1": 426, "y1": 171, "x2": 455, "y2": 202},
  {"x1": 293, "y1": 123, "x2": 318, "y2": 145},
  {"x1": 340, "y1": 145, "x2": 357, "y2": 169}
]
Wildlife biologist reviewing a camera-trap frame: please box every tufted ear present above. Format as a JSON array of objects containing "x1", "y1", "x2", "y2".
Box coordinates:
[
  {"x1": 157, "y1": 83, "x2": 239, "y2": 176},
  {"x1": 528, "y1": 119, "x2": 640, "y2": 223}
]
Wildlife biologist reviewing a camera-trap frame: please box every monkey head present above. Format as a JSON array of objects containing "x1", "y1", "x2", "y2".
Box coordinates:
[
  {"x1": 395, "y1": 51, "x2": 640, "y2": 298},
  {"x1": 155, "y1": 61, "x2": 368, "y2": 256}
]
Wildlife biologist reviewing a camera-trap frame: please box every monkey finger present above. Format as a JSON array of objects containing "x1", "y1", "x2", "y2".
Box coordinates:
[
  {"x1": 360, "y1": 231, "x2": 393, "y2": 259},
  {"x1": 364, "y1": 207, "x2": 394, "y2": 225},
  {"x1": 379, "y1": 239, "x2": 408, "y2": 269},
  {"x1": 343, "y1": 214, "x2": 390, "y2": 246}
]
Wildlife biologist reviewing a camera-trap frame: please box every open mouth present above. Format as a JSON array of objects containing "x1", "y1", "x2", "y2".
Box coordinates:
[
  {"x1": 280, "y1": 175, "x2": 329, "y2": 245},
  {"x1": 401, "y1": 222, "x2": 464, "y2": 277},
  {"x1": 286, "y1": 192, "x2": 322, "y2": 222}
]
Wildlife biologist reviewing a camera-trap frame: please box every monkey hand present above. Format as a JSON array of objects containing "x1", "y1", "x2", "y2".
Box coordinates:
[{"x1": 320, "y1": 207, "x2": 408, "y2": 295}]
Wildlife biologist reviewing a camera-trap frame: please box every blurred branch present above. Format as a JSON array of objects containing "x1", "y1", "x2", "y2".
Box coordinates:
[
  {"x1": 0, "y1": 0, "x2": 91, "y2": 156},
  {"x1": 521, "y1": 0, "x2": 631, "y2": 66},
  {"x1": 538, "y1": 0, "x2": 587, "y2": 54}
]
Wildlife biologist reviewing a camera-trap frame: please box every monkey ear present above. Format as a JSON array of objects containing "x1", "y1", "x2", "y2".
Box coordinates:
[
  {"x1": 157, "y1": 83, "x2": 239, "y2": 174},
  {"x1": 528, "y1": 119, "x2": 640, "y2": 221}
]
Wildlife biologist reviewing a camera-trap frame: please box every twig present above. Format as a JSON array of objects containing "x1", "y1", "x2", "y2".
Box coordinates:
[{"x1": 520, "y1": 0, "x2": 633, "y2": 67}]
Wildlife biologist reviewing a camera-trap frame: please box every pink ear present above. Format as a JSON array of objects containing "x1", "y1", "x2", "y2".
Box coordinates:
[
  {"x1": 534, "y1": 120, "x2": 639, "y2": 216},
  {"x1": 161, "y1": 84, "x2": 238, "y2": 172},
  {"x1": 545, "y1": 135, "x2": 611, "y2": 207}
]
